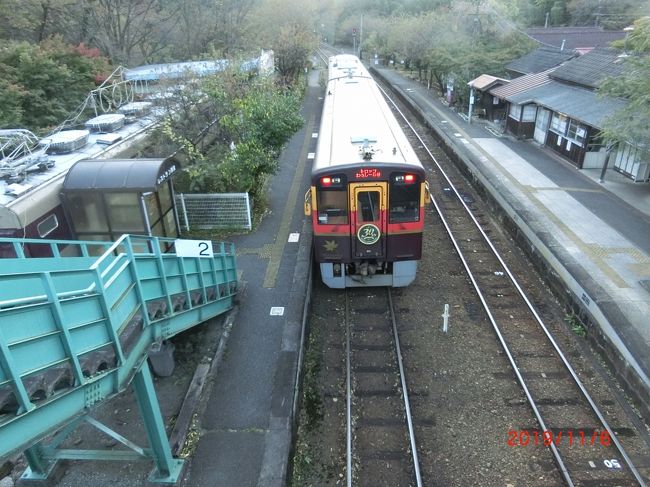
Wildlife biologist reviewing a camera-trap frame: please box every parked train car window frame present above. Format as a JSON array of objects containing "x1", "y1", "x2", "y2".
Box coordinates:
[
  {"x1": 317, "y1": 188, "x2": 349, "y2": 225},
  {"x1": 37, "y1": 214, "x2": 59, "y2": 238}
]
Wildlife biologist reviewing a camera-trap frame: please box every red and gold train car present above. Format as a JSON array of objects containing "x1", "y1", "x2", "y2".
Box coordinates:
[{"x1": 305, "y1": 55, "x2": 428, "y2": 288}]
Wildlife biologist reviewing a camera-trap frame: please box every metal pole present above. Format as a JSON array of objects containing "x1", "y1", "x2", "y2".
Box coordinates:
[
  {"x1": 599, "y1": 143, "x2": 614, "y2": 183},
  {"x1": 359, "y1": 14, "x2": 363, "y2": 58},
  {"x1": 133, "y1": 363, "x2": 185, "y2": 482},
  {"x1": 442, "y1": 304, "x2": 450, "y2": 333},
  {"x1": 468, "y1": 86, "x2": 474, "y2": 125}
]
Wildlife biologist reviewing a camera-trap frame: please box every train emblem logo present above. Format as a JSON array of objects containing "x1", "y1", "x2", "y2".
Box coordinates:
[{"x1": 357, "y1": 224, "x2": 381, "y2": 245}]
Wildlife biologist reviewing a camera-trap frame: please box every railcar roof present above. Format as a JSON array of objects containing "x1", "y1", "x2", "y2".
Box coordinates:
[
  {"x1": 0, "y1": 114, "x2": 160, "y2": 208},
  {"x1": 314, "y1": 55, "x2": 422, "y2": 174}
]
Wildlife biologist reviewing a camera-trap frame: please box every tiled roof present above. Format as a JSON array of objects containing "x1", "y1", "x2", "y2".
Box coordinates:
[
  {"x1": 506, "y1": 81, "x2": 627, "y2": 128},
  {"x1": 468, "y1": 74, "x2": 509, "y2": 91},
  {"x1": 507, "y1": 46, "x2": 577, "y2": 75},
  {"x1": 489, "y1": 69, "x2": 553, "y2": 99},
  {"x1": 525, "y1": 27, "x2": 626, "y2": 50},
  {"x1": 549, "y1": 47, "x2": 627, "y2": 88}
]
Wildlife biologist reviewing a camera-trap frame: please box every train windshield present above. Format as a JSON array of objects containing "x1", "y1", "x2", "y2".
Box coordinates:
[
  {"x1": 389, "y1": 181, "x2": 420, "y2": 223},
  {"x1": 357, "y1": 191, "x2": 380, "y2": 223},
  {"x1": 317, "y1": 189, "x2": 348, "y2": 224}
]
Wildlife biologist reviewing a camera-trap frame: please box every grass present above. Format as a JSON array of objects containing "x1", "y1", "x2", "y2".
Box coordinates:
[{"x1": 565, "y1": 313, "x2": 587, "y2": 337}]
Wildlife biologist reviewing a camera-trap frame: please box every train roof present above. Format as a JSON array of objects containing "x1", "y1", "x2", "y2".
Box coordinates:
[
  {"x1": 314, "y1": 55, "x2": 422, "y2": 175},
  {"x1": 0, "y1": 114, "x2": 159, "y2": 208}
]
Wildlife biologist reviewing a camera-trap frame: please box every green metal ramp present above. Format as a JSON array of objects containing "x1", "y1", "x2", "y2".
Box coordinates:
[{"x1": 0, "y1": 234, "x2": 237, "y2": 483}]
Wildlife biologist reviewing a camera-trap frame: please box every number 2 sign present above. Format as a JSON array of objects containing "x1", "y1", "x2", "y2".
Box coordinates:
[{"x1": 174, "y1": 239, "x2": 213, "y2": 258}]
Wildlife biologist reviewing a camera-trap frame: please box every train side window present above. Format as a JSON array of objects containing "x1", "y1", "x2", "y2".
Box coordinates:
[
  {"x1": 389, "y1": 184, "x2": 420, "y2": 223},
  {"x1": 317, "y1": 189, "x2": 348, "y2": 224},
  {"x1": 37, "y1": 214, "x2": 59, "y2": 238}
]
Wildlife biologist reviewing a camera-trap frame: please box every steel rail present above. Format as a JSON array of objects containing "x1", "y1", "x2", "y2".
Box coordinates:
[
  {"x1": 344, "y1": 289, "x2": 424, "y2": 486},
  {"x1": 376, "y1": 83, "x2": 646, "y2": 486},
  {"x1": 345, "y1": 290, "x2": 353, "y2": 487},
  {"x1": 387, "y1": 288, "x2": 423, "y2": 487}
]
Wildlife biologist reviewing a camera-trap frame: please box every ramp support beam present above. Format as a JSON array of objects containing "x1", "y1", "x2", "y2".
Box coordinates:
[
  {"x1": 134, "y1": 362, "x2": 185, "y2": 483},
  {"x1": 19, "y1": 363, "x2": 184, "y2": 484}
]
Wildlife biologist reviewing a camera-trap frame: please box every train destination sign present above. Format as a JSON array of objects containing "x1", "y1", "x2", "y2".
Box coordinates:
[
  {"x1": 355, "y1": 168, "x2": 381, "y2": 179},
  {"x1": 357, "y1": 223, "x2": 381, "y2": 245}
]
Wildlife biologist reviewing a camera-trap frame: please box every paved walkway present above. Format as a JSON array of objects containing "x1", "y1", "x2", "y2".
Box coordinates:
[
  {"x1": 182, "y1": 70, "x2": 320, "y2": 487},
  {"x1": 374, "y1": 66, "x2": 650, "y2": 415}
]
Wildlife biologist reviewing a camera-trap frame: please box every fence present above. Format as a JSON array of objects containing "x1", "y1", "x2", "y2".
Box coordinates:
[{"x1": 176, "y1": 192, "x2": 252, "y2": 231}]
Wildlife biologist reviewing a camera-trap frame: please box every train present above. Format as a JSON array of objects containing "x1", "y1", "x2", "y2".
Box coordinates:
[{"x1": 305, "y1": 54, "x2": 429, "y2": 288}]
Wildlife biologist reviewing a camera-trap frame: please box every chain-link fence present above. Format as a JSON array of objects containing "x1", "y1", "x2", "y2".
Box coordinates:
[{"x1": 176, "y1": 193, "x2": 252, "y2": 231}]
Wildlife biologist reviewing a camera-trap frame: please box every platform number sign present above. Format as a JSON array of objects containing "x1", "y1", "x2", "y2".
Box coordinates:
[{"x1": 175, "y1": 239, "x2": 213, "y2": 258}]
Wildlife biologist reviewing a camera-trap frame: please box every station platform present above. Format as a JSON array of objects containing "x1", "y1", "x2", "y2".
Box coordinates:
[
  {"x1": 372, "y1": 66, "x2": 650, "y2": 420},
  {"x1": 179, "y1": 70, "x2": 319, "y2": 486}
]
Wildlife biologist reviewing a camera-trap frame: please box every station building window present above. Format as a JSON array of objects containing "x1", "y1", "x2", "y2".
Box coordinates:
[{"x1": 550, "y1": 113, "x2": 587, "y2": 147}]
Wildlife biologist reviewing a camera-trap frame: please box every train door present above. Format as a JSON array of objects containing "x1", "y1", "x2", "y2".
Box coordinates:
[{"x1": 350, "y1": 182, "x2": 387, "y2": 259}]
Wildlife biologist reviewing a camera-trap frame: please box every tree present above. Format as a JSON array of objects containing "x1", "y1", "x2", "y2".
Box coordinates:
[
  {"x1": 248, "y1": 0, "x2": 318, "y2": 85},
  {"x1": 549, "y1": 0, "x2": 568, "y2": 24},
  {"x1": 0, "y1": 38, "x2": 109, "y2": 132},
  {"x1": 159, "y1": 69, "x2": 304, "y2": 199},
  {"x1": 598, "y1": 55, "x2": 650, "y2": 149},
  {"x1": 598, "y1": 17, "x2": 650, "y2": 149},
  {"x1": 81, "y1": 0, "x2": 178, "y2": 65},
  {"x1": 274, "y1": 25, "x2": 315, "y2": 86}
]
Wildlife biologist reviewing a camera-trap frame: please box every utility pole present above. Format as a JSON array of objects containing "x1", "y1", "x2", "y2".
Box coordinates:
[
  {"x1": 599, "y1": 142, "x2": 614, "y2": 183},
  {"x1": 468, "y1": 85, "x2": 474, "y2": 125},
  {"x1": 359, "y1": 14, "x2": 364, "y2": 59}
]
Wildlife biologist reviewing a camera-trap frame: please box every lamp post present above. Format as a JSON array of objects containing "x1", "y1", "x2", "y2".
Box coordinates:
[{"x1": 468, "y1": 84, "x2": 474, "y2": 125}]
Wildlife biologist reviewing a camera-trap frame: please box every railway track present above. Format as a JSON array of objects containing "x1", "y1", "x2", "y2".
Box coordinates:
[
  {"x1": 344, "y1": 287, "x2": 422, "y2": 486},
  {"x1": 377, "y1": 83, "x2": 649, "y2": 485}
]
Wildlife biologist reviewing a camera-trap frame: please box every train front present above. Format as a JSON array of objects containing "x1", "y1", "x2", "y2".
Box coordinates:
[{"x1": 306, "y1": 161, "x2": 427, "y2": 288}]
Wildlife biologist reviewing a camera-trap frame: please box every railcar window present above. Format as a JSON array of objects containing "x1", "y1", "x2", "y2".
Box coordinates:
[
  {"x1": 37, "y1": 214, "x2": 59, "y2": 238},
  {"x1": 317, "y1": 189, "x2": 348, "y2": 224},
  {"x1": 389, "y1": 184, "x2": 420, "y2": 223},
  {"x1": 357, "y1": 191, "x2": 380, "y2": 223}
]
